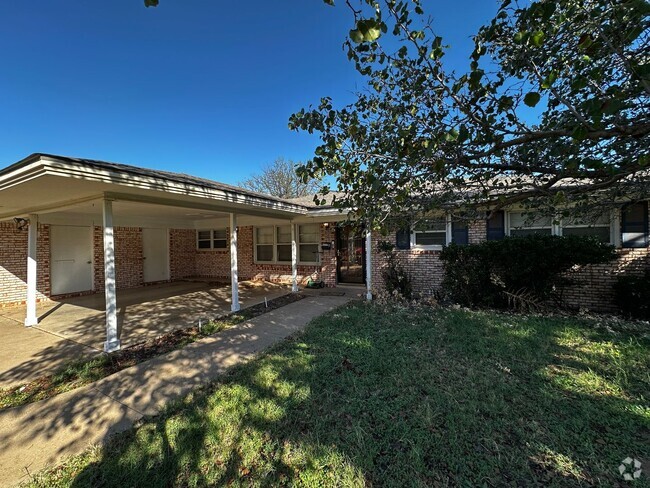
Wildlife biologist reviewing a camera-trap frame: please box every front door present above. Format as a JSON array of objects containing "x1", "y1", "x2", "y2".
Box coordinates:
[
  {"x1": 142, "y1": 228, "x2": 169, "y2": 283},
  {"x1": 336, "y1": 225, "x2": 365, "y2": 284},
  {"x1": 50, "y1": 225, "x2": 93, "y2": 295}
]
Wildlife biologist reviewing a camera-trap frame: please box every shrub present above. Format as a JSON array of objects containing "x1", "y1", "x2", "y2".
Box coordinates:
[
  {"x1": 614, "y1": 271, "x2": 650, "y2": 320},
  {"x1": 440, "y1": 235, "x2": 617, "y2": 310},
  {"x1": 378, "y1": 240, "x2": 413, "y2": 299}
]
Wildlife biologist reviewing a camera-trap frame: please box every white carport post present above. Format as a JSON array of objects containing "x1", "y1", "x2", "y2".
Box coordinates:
[
  {"x1": 365, "y1": 227, "x2": 372, "y2": 301},
  {"x1": 24, "y1": 214, "x2": 39, "y2": 327},
  {"x1": 291, "y1": 223, "x2": 298, "y2": 292},
  {"x1": 230, "y1": 213, "x2": 240, "y2": 312},
  {"x1": 103, "y1": 199, "x2": 121, "y2": 353}
]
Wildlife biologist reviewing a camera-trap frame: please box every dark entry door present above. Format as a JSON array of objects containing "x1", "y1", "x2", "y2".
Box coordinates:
[{"x1": 336, "y1": 225, "x2": 365, "y2": 284}]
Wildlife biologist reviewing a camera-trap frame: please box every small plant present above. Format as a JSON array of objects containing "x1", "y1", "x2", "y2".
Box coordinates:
[
  {"x1": 378, "y1": 240, "x2": 413, "y2": 300},
  {"x1": 614, "y1": 271, "x2": 650, "y2": 320}
]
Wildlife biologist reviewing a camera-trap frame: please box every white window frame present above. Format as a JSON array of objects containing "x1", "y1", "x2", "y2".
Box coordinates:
[
  {"x1": 253, "y1": 224, "x2": 321, "y2": 265},
  {"x1": 297, "y1": 223, "x2": 321, "y2": 264},
  {"x1": 196, "y1": 228, "x2": 228, "y2": 250},
  {"x1": 410, "y1": 215, "x2": 452, "y2": 250},
  {"x1": 506, "y1": 210, "x2": 620, "y2": 246},
  {"x1": 506, "y1": 212, "x2": 554, "y2": 237}
]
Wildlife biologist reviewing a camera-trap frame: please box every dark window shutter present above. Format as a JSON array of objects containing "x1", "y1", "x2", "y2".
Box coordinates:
[
  {"x1": 622, "y1": 202, "x2": 649, "y2": 248},
  {"x1": 487, "y1": 211, "x2": 505, "y2": 241},
  {"x1": 395, "y1": 228, "x2": 411, "y2": 250},
  {"x1": 451, "y1": 222, "x2": 468, "y2": 245}
]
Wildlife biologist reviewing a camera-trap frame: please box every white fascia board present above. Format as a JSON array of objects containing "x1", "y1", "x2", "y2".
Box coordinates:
[{"x1": 38, "y1": 157, "x2": 308, "y2": 214}]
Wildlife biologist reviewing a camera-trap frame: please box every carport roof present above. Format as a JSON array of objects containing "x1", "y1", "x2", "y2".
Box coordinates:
[
  {"x1": 2, "y1": 153, "x2": 305, "y2": 207},
  {"x1": 0, "y1": 153, "x2": 346, "y2": 221}
]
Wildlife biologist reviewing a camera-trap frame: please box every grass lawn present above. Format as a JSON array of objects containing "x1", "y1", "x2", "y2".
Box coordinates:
[{"x1": 27, "y1": 302, "x2": 649, "y2": 487}]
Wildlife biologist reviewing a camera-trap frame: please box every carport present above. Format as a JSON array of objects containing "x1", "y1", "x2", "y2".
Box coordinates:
[
  {"x1": 0, "y1": 280, "x2": 291, "y2": 387},
  {"x1": 0, "y1": 154, "x2": 313, "y2": 353}
]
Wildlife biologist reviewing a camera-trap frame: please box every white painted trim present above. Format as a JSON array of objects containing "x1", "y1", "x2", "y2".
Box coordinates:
[
  {"x1": 410, "y1": 215, "x2": 448, "y2": 250},
  {"x1": 230, "y1": 213, "x2": 240, "y2": 312},
  {"x1": 102, "y1": 199, "x2": 121, "y2": 353},
  {"x1": 24, "y1": 214, "x2": 38, "y2": 327},
  {"x1": 291, "y1": 223, "x2": 298, "y2": 293},
  {"x1": 366, "y1": 229, "x2": 372, "y2": 301}
]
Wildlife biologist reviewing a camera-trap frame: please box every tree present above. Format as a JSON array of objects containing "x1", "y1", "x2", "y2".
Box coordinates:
[
  {"x1": 288, "y1": 0, "x2": 649, "y2": 225},
  {"x1": 238, "y1": 158, "x2": 322, "y2": 199}
]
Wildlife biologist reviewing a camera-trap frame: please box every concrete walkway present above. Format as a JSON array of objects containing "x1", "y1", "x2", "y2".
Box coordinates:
[
  {"x1": 0, "y1": 294, "x2": 351, "y2": 487},
  {"x1": 0, "y1": 281, "x2": 290, "y2": 388}
]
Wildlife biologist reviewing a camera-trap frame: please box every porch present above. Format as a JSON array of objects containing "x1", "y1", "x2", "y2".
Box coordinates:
[{"x1": 0, "y1": 280, "x2": 290, "y2": 388}]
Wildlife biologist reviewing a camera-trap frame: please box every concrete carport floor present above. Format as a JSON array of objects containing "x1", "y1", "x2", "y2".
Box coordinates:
[{"x1": 0, "y1": 280, "x2": 290, "y2": 388}]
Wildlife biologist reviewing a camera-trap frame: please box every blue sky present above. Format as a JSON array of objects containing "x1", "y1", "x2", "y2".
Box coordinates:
[{"x1": 0, "y1": 0, "x2": 499, "y2": 184}]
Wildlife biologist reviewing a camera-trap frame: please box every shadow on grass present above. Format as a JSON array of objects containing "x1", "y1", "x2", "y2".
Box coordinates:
[{"x1": 29, "y1": 303, "x2": 650, "y2": 487}]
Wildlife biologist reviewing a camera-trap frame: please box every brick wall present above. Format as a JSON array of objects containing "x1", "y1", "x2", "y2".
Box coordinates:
[
  {"x1": 170, "y1": 229, "x2": 198, "y2": 280},
  {"x1": 172, "y1": 224, "x2": 337, "y2": 286},
  {"x1": 0, "y1": 222, "x2": 50, "y2": 307},
  {"x1": 93, "y1": 226, "x2": 143, "y2": 292}
]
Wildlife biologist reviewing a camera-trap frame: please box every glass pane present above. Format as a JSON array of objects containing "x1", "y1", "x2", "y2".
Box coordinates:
[
  {"x1": 509, "y1": 212, "x2": 552, "y2": 229},
  {"x1": 299, "y1": 244, "x2": 319, "y2": 262},
  {"x1": 415, "y1": 231, "x2": 446, "y2": 246},
  {"x1": 277, "y1": 244, "x2": 292, "y2": 262},
  {"x1": 563, "y1": 226, "x2": 610, "y2": 243},
  {"x1": 510, "y1": 228, "x2": 553, "y2": 237},
  {"x1": 564, "y1": 214, "x2": 610, "y2": 226},
  {"x1": 256, "y1": 227, "x2": 274, "y2": 244},
  {"x1": 277, "y1": 226, "x2": 292, "y2": 244},
  {"x1": 623, "y1": 202, "x2": 645, "y2": 224},
  {"x1": 213, "y1": 228, "x2": 227, "y2": 239},
  {"x1": 299, "y1": 224, "x2": 320, "y2": 243},
  {"x1": 198, "y1": 230, "x2": 211, "y2": 241},
  {"x1": 198, "y1": 240, "x2": 211, "y2": 249},
  {"x1": 451, "y1": 222, "x2": 468, "y2": 245},
  {"x1": 213, "y1": 239, "x2": 227, "y2": 249},
  {"x1": 414, "y1": 218, "x2": 446, "y2": 232},
  {"x1": 256, "y1": 245, "x2": 273, "y2": 261}
]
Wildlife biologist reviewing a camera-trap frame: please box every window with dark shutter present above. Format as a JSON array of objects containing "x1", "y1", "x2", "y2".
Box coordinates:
[
  {"x1": 395, "y1": 228, "x2": 411, "y2": 250},
  {"x1": 487, "y1": 211, "x2": 505, "y2": 240},
  {"x1": 622, "y1": 202, "x2": 649, "y2": 248},
  {"x1": 451, "y1": 221, "x2": 468, "y2": 245}
]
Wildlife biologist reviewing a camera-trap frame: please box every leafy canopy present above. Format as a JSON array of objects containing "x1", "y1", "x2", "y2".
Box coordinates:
[{"x1": 288, "y1": 0, "x2": 650, "y2": 226}]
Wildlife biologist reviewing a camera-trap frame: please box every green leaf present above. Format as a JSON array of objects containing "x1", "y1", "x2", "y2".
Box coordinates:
[
  {"x1": 349, "y1": 29, "x2": 364, "y2": 44},
  {"x1": 323, "y1": 0, "x2": 335, "y2": 5},
  {"x1": 513, "y1": 31, "x2": 526, "y2": 44},
  {"x1": 445, "y1": 129, "x2": 459, "y2": 142},
  {"x1": 541, "y1": 70, "x2": 558, "y2": 89},
  {"x1": 531, "y1": 30, "x2": 545, "y2": 46},
  {"x1": 571, "y1": 125, "x2": 588, "y2": 141},
  {"x1": 524, "y1": 92, "x2": 541, "y2": 107},
  {"x1": 144, "y1": 0, "x2": 158, "y2": 6}
]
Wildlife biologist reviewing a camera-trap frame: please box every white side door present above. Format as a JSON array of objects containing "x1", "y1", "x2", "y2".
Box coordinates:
[
  {"x1": 142, "y1": 228, "x2": 169, "y2": 283},
  {"x1": 50, "y1": 225, "x2": 93, "y2": 295}
]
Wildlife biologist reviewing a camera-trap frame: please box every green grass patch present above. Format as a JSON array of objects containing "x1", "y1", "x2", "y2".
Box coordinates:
[
  {"x1": 1, "y1": 293, "x2": 306, "y2": 410},
  {"x1": 25, "y1": 303, "x2": 650, "y2": 487}
]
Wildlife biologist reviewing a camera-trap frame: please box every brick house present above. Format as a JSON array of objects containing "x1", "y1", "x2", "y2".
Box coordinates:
[{"x1": 1, "y1": 154, "x2": 648, "y2": 350}]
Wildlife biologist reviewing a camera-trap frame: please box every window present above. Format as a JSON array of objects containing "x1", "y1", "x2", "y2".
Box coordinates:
[
  {"x1": 412, "y1": 218, "x2": 447, "y2": 247},
  {"x1": 508, "y1": 212, "x2": 553, "y2": 237},
  {"x1": 622, "y1": 202, "x2": 649, "y2": 248},
  {"x1": 197, "y1": 229, "x2": 227, "y2": 250},
  {"x1": 562, "y1": 214, "x2": 611, "y2": 243},
  {"x1": 487, "y1": 211, "x2": 505, "y2": 241},
  {"x1": 255, "y1": 226, "x2": 275, "y2": 262},
  {"x1": 276, "y1": 226, "x2": 292, "y2": 262},
  {"x1": 451, "y1": 221, "x2": 468, "y2": 245},
  {"x1": 298, "y1": 224, "x2": 320, "y2": 263},
  {"x1": 254, "y1": 224, "x2": 321, "y2": 264}
]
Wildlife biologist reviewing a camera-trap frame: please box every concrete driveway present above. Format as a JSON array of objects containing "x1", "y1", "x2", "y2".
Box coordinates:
[{"x1": 0, "y1": 280, "x2": 290, "y2": 388}]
